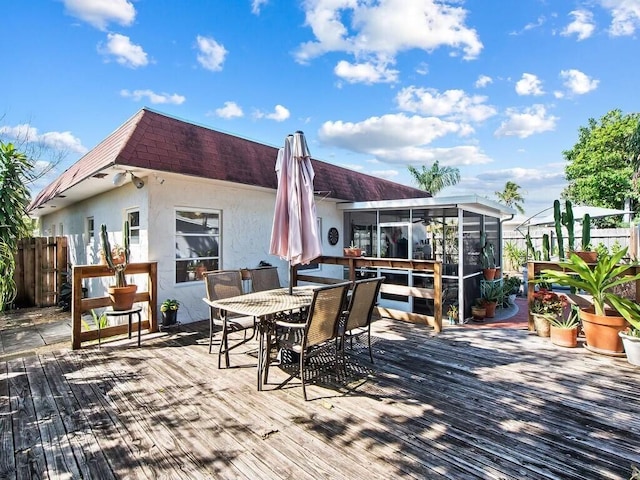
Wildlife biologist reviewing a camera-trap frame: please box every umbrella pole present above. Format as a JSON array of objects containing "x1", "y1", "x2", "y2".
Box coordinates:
[{"x1": 289, "y1": 265, "x2": 293, "y2": 295}]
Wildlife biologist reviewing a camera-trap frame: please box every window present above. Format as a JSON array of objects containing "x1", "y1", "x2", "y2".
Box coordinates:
[
  {"x1": 175, "y1": 209, "x2": 221, "y2": 283},
  {"x1": 127, "y1": 210, "x2": 140, "y2": 245},
  {"x1": 87, "y1": 217, "x2": 94, "y2": 244}
]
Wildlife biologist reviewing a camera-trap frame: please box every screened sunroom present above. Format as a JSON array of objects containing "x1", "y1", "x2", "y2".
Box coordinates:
[{"x1": 338, "y1": 196, "x2": 515, "y2": 321}]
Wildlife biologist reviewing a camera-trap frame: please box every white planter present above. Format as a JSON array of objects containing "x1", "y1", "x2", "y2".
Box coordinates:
[
  {"x1": 508, "y1": 293, "x2": 516, "y2": 305},
  {"x1": 620, "y1": 331, "x2": 640, "y2": 366}
]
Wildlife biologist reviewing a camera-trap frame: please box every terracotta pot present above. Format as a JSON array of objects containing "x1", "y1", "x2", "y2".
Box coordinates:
[
  {"x1": 343, "y1": 248, "x2": 362, "y2": 257},
  {"x1": 579, "y1": 307, "x2": 628, "y2": 355},
  {"x1": 619, "y1": 331, "x2": 640, "y2": 366},
  {"x1": 482, "y1": 268, "x2": 496, "y2": 281},
  {"x1": 570, "y1": 251, "x2": 598, "y2": 263},
  {"x1": 550, "y1": 325, "x2": 578, "y2": 348},
  {"x1": 532, "y1": 313, "x2": 551, "y2": 337},
  {"x1": 108, "y1": 284, "x2": 137, "y2": 311},
  {"x1": 484, "y1": 301, "x2": 497, "y2": 318}
]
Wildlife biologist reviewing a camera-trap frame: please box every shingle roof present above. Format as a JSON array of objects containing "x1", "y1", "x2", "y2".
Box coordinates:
[{"x1": 29, "y1": 108, "x2": 429, "y2": 211}]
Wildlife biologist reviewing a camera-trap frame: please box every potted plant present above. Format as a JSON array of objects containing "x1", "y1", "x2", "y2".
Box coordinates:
[
  {"x1": 540, "y1": 247, "x2": 640, "y2": 354},
  {"x1": 480, "y1": 232, "x2": 496, "y2": 280},
  {"x1": 446, "y1": 304, "x2": 459, "y2": 325},
  {"x1": 343, "y1": 242, "x2": 363, "y2": 257},
  {"x1": 549, "y1": 305, "x2": 580, "y2": 348},
  {"x1": 605, "y1": 295, "x2": 640, "y2": 366},
  {"x1": 481, "y1": 281, "x2": 504, "y2": 318},
  {"x1": 503, "y1": 276, "x2": 522, "y2": 305},
  {"x1": 160, "y1": 298, "x2": 180, "y2": 328},
  {"x1": 529, "y1": 288, "x2": 567, "y2": 337},
  {"x1": 471, "y1": 298, "x2": 486, "y2": 322},
  {"x1": 101, "y1": 221, "x2": 137, "y2": 311}
]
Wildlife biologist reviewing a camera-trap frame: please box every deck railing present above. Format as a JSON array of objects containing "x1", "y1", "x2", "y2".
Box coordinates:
[
  {"x1": 294, "y1": 256, "x2": 443, "y2": 332},
  {"x1": 71, "y1": 262, "x2": 158, "y2": 349}
]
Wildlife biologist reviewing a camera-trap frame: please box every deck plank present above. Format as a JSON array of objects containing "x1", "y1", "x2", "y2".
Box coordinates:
[{"x1": 2, "y1": 318, "x2": 640, "y2": 479}]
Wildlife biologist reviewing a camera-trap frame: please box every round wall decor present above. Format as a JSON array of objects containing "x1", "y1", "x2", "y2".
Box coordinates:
[{"x1": 328, "y1": 227, "x2": 339, "y2": 245}]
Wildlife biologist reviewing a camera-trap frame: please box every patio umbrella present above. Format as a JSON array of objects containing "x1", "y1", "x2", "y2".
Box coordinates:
[{"x1": 269, "y1": 131, "x2": 322, "y2": 293}]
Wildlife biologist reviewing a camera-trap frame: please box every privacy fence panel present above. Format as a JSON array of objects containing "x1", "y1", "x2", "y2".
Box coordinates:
[
  {"x1": 14, "y1": 236, "x2": 68, "y2": 308},
  {"x1": 502, "y1": 227, "x2": 635, "y2": 272}
]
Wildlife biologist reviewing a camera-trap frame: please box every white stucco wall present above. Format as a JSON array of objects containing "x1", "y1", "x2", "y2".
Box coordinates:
[{"x1": 39, "y1": 172, "x2": 346, "y2": 324}]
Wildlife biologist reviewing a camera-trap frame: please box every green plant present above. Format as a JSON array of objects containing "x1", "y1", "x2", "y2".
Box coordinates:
[
  {"x1": 446, "y1": 304, "x2": 458, "y2": 318},
  {"x1": 481, "y1": 281, "x2": 504, "y2": 303},
  {"x1": 606, "y1": 295, "x2": 640, "y2": 336},
  {"x1": 101, "y1": 221, "x2": 130, "y2": 287},
  {"x1": 540, "y1": 247, "x2": 640, "y2": 317},
  {"x1": 161, "y1": 299, "x2": 180, "y2": 312},
  {"x1": 82, "y1": 309, "x2": 109, "y2": 330},
  {"x1": 504, "y1": 276, "x2": 522, "y2": 295},
  {"x1": 480, "y1": 231, "x2": 496, "y2": 269},
  {"x1": 504, "y1": 242, "x2": 526, "y2": 269},
  {"x1": 554, "y1": 199, "x2": 565, "y2": 260},
  {"x1": 549, "y1": 305, "x2": 581, "y2": 328},
  {"x1": 581, "y1": 213, "x2": 591, "y2": 251}
]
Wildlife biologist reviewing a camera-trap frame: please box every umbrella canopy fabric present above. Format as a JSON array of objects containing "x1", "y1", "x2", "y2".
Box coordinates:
[{"x1": 269, "y1": 131, "x2": 322, "y2": 269}]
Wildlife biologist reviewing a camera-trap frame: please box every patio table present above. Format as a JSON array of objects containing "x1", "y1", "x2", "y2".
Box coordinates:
[{"x1": 207, "y1": 286, "x2": 315, "y2": 390}]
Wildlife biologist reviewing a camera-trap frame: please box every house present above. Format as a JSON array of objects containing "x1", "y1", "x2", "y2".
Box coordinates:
[{"x1": 28, "y1": 108, "x2": 430, "y2": 323}]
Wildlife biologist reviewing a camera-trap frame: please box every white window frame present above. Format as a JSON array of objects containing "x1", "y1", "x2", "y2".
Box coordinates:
[
  {"x1": 127, "y1": 210, "x2": 140, "y2": 245},
  {"x1": 174, "y1": 208, "x2": 222, "y2": 284}
]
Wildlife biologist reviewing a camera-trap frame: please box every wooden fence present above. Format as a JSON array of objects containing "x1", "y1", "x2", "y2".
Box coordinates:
[{"x1": 14, "y1": 236, "x2": 68, "y2": 308}]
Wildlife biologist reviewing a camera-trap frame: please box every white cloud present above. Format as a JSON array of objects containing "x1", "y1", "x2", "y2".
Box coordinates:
[
  {"x1": 294, "y1": 0, "x2": 482, "y2": 83},
  {"x1": 0, "y1": 124, "x2": 87, "y2": 154},
  {"x1": 396, "y1": 86, "x2": 497, "y2": 122},
  {"x1": 560, "y1": 69, "x2": 599, "y2": 94},
  {"x1": 317, "y1": 113, "x2": 490, "y2": 166},
  {"x1": 475, "y1": 75, "x2": 493, "y2": 88},
  {"x1": 601, "y1": 0, "x2": 640, "y2": 36},
  {"x1": 63, "y1": 0, "x2": 135, "y2": 31},
  {"x1": 98, "y1": 33, "x2": 148, "y2": 68},
  {"x1": 251, "y1": 0, "x2": 268, "y2": 15},
  {"x1": 370, "y1": 169, "x2": 399, "y2": 180},
  {"x1": 254, "y1": 105, "x2": 290, "y2": 122},
  {"x1": 120, "y1": 89, "x2": 186, "y2": 105},
  {"x1": 515, "y1": 73, "x2": 544, "y2": 96},
  {"x1": 494, "y1": 104, "x2": 558, "y2": 138},
  {"x1": 196, "y1": 35, "x2": 227, "y2": 71},
  {"x1": 213, "y1": 101, "x2": 244, "y2": 119},
  {"x1": 561, "y1": 9, "x2": 596, "y2": 40},
  {"x1": 334, "y1": 60, "x2": 399, "y2": 84}
]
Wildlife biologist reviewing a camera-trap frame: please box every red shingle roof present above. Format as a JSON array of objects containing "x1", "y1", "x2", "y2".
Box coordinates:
[{"x1": 29, "y1": 108, "x2": 429, "y2": 211}]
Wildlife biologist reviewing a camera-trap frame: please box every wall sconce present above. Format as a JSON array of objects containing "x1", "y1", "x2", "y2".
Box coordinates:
[{"x1": 113, "y1": 171, "x2": 145, "y2": 189}]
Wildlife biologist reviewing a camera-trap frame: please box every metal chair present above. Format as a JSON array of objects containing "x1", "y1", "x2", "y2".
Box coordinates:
[
  {"x1": 202, "y1": 270, "x2": 256, "y2": 369},
  {"x1": 340, "y1": 277, "x2": 385, "y2": 363},
  {"x1": 273, "y1": 282, "x2": 350, "y2": 401},
  {"x1": 249, "y1": 266, "x2": 281, "y2": 292}
]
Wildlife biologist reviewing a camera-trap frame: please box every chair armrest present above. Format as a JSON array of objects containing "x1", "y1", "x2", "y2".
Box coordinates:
[{"x1": 275, "y1": 320, "x2": 306, "y2": 329}]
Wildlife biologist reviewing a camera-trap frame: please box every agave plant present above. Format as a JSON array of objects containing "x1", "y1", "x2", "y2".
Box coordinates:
[
  {"x1": 100, "y1": 221, "x2": 131, "y2": 287},
  {"x1": 540, "y1": 247, "x2": 640, "y2": 317}
]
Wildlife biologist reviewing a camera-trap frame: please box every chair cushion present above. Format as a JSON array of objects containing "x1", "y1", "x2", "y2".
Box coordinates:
[{"x1": 225, "y1": 315, "x2": 255, "y2": 331}]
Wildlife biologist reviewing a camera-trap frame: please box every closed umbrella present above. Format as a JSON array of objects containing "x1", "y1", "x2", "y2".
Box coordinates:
[{"x1": 270, "y1": 131, "x2": 322, "y2": 293}]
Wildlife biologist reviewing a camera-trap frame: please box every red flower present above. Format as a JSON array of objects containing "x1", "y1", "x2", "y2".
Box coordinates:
[{"x1": 530, "y1": 289, "x2": 567, "y2": 317}]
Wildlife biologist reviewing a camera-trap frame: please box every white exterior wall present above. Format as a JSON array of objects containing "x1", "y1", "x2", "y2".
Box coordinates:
[
  {"x1": 147, "y1": 174, "x2": 344, "y2": 323},
  {"x1": 39, "y1": 172, "x2": 345, "y2": 324}
]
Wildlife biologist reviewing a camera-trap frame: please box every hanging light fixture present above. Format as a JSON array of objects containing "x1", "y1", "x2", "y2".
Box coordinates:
[{"x1": 130, "y1": 172, "x2": 144, "y2": 189}]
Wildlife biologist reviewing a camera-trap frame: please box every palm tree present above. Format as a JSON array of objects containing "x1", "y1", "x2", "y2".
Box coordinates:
[
  {"x1": 495, "y1": 181, "x2": 525, "y2": 214},
  {"x1": 408, "y1": 161, "x2": 460, "y2": 196}
]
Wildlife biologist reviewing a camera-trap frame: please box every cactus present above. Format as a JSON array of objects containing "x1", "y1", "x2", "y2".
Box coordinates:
[
  {"x1": 542, "y1": 234, "x2": 550, "y2": 261},
  {"x1": 101, "y1": 221, "x2": 130, "y2": 287},
  {"x1": 525, "y1": 230, "x2": 534, "y2": 261},
  {"x1": 563, "y1": 200, "x2": 575, "y2": 252},
  {"x1": 553, "y1": 199, "x2": 565, "y2": 260},
  {"x1": 582, "y1": 213, "x2": 591, "y2": 250}
]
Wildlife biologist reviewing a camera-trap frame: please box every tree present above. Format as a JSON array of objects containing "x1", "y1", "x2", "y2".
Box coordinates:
[
  {"x1": 0, "y1": 142, "x2": 34, "y2": 309},
  {"x1": 562, "y1": 109, "x2": 640, "y2": 226},
  {"x1": 495, "y1": 181, "x2": 525, "y2": 214},
  {"x1": 408, "y1": 160, "x2": 460, "y2": 196}
]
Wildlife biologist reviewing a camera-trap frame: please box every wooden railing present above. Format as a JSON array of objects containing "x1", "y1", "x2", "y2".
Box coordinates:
[
  {"x1": 71, "y1": 262, "x2": 158, "y2": 349},
  {"x1": 526, "y1": 261, "x2": 640, "y2": 332},
  {"x1": 294, "y1": 256, "x2": 443, "y2": 332}
]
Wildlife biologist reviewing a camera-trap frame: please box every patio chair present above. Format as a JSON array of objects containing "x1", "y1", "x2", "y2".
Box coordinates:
[
  {"x1": 202, "y1": 270, "x2": 256, "y2": 369},
  {"x1": 340, "y1": 277, "x2": 384, "y2": 363},
  {"x1": 272, "y1": 281, "x2": 350, "y2": 401},
  {"x1": 249, "y1": 266, "x2": 281, "y2": 292}
]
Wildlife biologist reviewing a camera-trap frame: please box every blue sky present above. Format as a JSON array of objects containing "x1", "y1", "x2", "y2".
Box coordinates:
[{"x1": 3, "y1": 0, "x2": 640, "y2": 217}]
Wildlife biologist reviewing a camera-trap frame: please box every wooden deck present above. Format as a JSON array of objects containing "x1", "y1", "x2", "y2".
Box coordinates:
[{"x1": 2, "y1": 318, "x2": 640, "y2": 479}]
